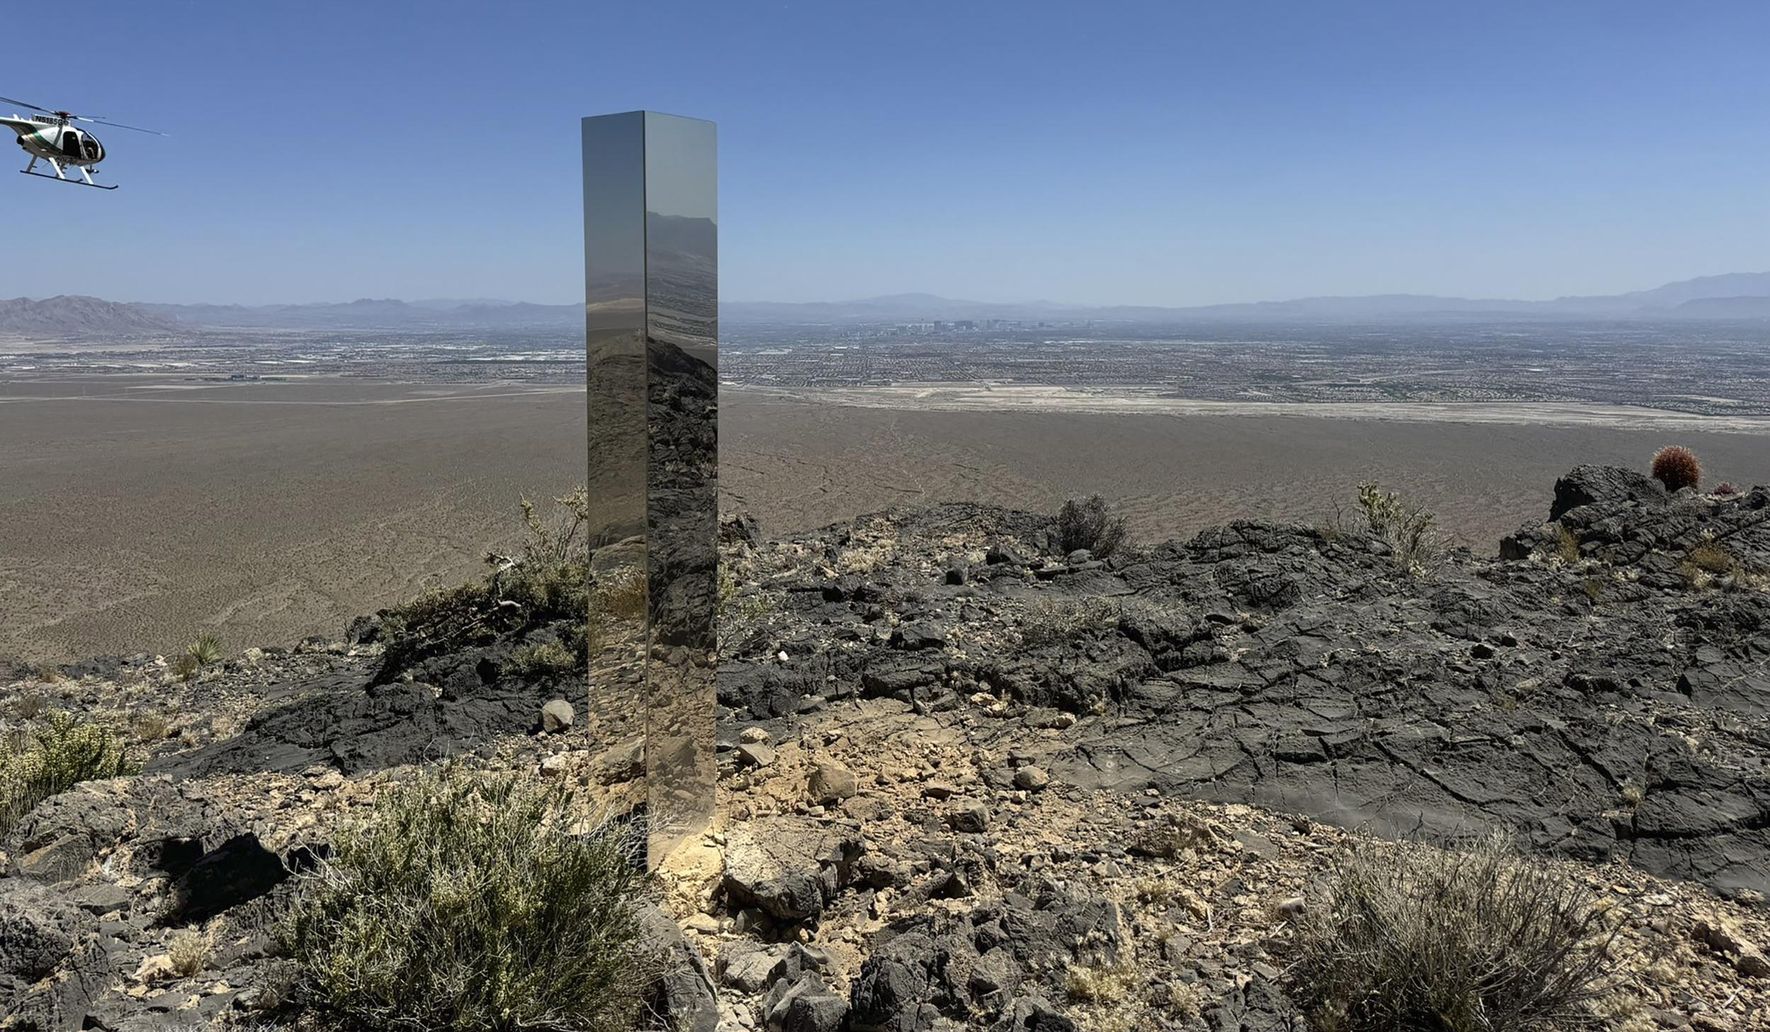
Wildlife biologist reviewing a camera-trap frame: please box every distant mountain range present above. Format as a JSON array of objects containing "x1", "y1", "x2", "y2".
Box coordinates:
[
  {"x1": 3, "y1": 271, "x2": 1770, "y2": 337},
  {"x1": 0, "y1": 295, "x2": 182, "y2": 336}
]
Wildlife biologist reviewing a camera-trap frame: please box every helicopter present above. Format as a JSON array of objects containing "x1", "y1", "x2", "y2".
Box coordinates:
[{"x1": 1, "y1": 95, "x2": 162, "y2": 190}]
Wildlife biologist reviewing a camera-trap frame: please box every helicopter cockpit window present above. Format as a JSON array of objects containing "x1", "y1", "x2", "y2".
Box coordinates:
[
  {"x1": 60, "y1": 131, "x2": 81, "y2": 157},
  {"x1": 81, "y1": 138, "x2": 100, "y2": 160}
]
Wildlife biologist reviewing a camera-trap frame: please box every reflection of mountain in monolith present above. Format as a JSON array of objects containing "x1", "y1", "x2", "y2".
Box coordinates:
[
  {"x1": 646, "y1": 335, "x2": 717, "y2": 650},
  {"x1": 646, "y1": 213, "x2": 717, "y2": 361}
]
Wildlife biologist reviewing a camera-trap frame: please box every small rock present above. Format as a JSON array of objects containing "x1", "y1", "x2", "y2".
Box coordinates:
[
  {"x1": 597, "y1": 738, "x2": 645, "y2": 783},
  {"x1": 948, "y1": 798, "x2": 990, "y2": 833},
  {"x1": 540, "y1": 698, "x2": 575, "y2": 733},
  {"x1": 540, "y1": 754, "x2": 571, "y2": 776},
  {"x1": 737, "y1": 742, "x2": 777, "y2": 768},
  {"x1": 1273, "y1": 897, "x2": 1307, "y2": 923},
  {"x1": 808, "y1": 759, "x2": 858, "y2": 804},
  {"x1": 718, "y1": 943, "x2": 792, "y2": 993},
  {"x1": 684, "y1": 913, "x2": 719, "y2": 934},
  {"x1": 1012, "y1": 766, "x2": 1050, "y2": 792},
  {"x1": 740, "y1": 726, "x2": 771, "y2": 744},
  {"x1": 1694, "y1": 917, "x2": 1770, "y2": 978}
]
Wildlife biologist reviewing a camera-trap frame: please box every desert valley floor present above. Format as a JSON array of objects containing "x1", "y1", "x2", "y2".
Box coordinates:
[{"x1": 3, "y1": 377, "x2": 1770, "y2": 661}]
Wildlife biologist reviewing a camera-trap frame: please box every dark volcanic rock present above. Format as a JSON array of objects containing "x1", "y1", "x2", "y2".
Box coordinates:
[
  {"x1": 722, "y1": 472, "x2": 1770, "y2": 898},
  {"x1": 638, "y1": 904, "x2": 718, "y2": 1032},
  {"x1": 154, "y1": 656, "x2": 550, "y2": 777},
  {"x1": 1552, "y1": 463, "x2": 1670, "y2": 521},
  {"x1": 0, "y1": 880, "x2": 106, "y2": 1031}
]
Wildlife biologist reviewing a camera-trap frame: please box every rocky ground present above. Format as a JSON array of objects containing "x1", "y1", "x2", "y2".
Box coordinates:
[{"x1": 2, "y1": 465, "x2": 1768, "y2": 1031}]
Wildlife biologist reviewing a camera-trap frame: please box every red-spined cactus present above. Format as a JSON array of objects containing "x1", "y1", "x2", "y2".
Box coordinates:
[
  {"x1": 1714, "y1": 482, "x2": 1740, "y2": 497},
  {"x1": 1650, "y1": 445, "x2": 1702, "y2": 492}
]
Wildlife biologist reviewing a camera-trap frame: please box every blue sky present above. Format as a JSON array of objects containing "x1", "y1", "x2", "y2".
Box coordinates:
[{"x1": 3, "y1": 0, "x2": 1767, "y2": 306}]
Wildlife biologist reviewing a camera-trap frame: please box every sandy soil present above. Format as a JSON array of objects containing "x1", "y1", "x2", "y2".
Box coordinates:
[
  {"x1": 720, "y1": 390, "x2": 1770, "y2": 552},
  {"x1": 0, "y1": 378, "x2": 586, "y2": 663},
  {"x1": 5, "y1": 377, "x2": 1769, "y2": 663}
]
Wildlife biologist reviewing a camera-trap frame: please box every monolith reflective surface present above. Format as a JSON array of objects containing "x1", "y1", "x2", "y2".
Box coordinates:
[{"x1": 583, "y1": 111, "x2": 717, "y2": 865}]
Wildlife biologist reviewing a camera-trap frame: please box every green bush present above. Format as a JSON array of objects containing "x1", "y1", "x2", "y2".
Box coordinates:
[
  {"x1": 282, "y1": 764, "x2": 651, "y2": 1032},
  {"x1": 1286, "y1": 833, "x2": 1613, "y2": 1032},
  {"x1": 1056, "y1": 495, "x2": 1130, "y2": 559},
  {"x1": 0, "y1": 713, "x2": 135, "y2": 835},
  {"x1": 187, "y1": 632, "x2": 225, "y2": 666},
  {"x1": 1356, "y1": 482, "x2": 1447, "y2": 577}
]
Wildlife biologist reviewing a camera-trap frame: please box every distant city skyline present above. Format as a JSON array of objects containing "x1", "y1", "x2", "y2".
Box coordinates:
[{"x1": 1, "y1": 1, "x2": 1766, "y2": 307}]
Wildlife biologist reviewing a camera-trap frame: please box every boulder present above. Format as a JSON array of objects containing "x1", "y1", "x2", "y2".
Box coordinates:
[
  {"x1": 540, "y1": 698, "x2": 575, "y2": 733},
  {"x1": 948, "y1": 798, "x2": 990, "y2": 834},
  {"x1": 848, "y1": 932, "x2": 949, "y2": 1032},
  {"x1": 637, "y1": 903, "x2": 718, "y2": 1032},
  {"x1": 1551, "y1": 464, "x2": 1667, "y2": 521},
  {"x1": 808, "y1": 759, "x2": 858, "y2": 804},
  {"x1": 723, "y1": 817, "x2": 862, "y2": 924}
]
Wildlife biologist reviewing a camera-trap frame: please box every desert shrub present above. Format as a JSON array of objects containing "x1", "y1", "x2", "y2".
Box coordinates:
[
  {"x1": 378, "y1": 491, "x2": 592, "y2": 680},
  {"x1": 283, "y1": 763, "x2": 651, "y2": 1032},
  {"x1": 1686, "y1": 539, "x2": 1738, "y2": 576},
  {"x1": 1356, "y1": 482, "x2": 1447, "y2": 577},
  {"x1": 1065, "y1": 959, "x2": 1140, "y2": 1004},
  {"x1": 717, "y1": 558, "x2": 778, "y2": 652},
  {"x1": 171, "y1": 653, "x2": 200, "y2": 682},
  {"x1": 506, "y1": 639, "x2": 578, "y2": 681},
  {"x1": 7, "y1": 693, "x2": 48, "y2": 719},
  {"x1": 0, "y1": 713, "x2": 135, "y2": 835},
  {"x1": 1713, "y1": 481, "x2": 1740, "y2": 497},
  {"x1": 132, "y1": 712, "x2": 171, "y2": 742},
  {"x1": 1552, "y1": 525, "x2": 1581, "y2": 565},
  {"x1": 167, "y1": 928, "x2": 212, "y2": 977},
  {"x1": 187, "y1": 632, "x2": 225, "y2": 667},
  {"x1": 1650, "y1": 445, "x2": 1701, "y2": 492},
  {"x1": 1057, "y1": 495, "x2": 1130, "y2": 559},
  {"x1": 1285, "y1": 833, "x2": 1613, "y2": 1032}
]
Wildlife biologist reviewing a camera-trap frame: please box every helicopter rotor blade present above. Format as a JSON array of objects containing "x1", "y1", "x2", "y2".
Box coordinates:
[
  {"x1": 73, "y1": 116, "x2": 166, "y2": 135},
  {"x1": 0, "y1": 94, "x2": 55, "y2": 115}
]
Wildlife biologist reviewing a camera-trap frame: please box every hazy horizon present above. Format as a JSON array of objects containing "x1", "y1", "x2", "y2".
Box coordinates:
[{"x1": 11, "y1": 266, "x2": 1770, "y2": 313}]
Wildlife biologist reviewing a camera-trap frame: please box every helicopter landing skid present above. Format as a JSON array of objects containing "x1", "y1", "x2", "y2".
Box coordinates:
[{"x1": 19, "y1": 168, "x2": 117, "y2": 189}]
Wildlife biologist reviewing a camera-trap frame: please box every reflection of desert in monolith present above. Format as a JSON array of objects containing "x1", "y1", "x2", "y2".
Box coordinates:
[
  {"x1": 642, "y1": 114, "x2": 718, "y2": 865},
  {"x1": 584, "y1": 112, "x2": 648, "y2": 782},
  {"x1": 583, "y1": 111, "x2": 717, "y2": 865}
]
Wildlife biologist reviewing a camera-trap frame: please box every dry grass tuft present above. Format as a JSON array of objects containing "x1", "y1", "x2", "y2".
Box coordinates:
[
  {"x1": 592, "y1": 566, "x2": 647, "y2": 623},
  {"x1": 1286, "y1": 832, "x2": 1614, "y2": 1032},
  {"x1": 132, "y1": 712, "x2": 171, "y2": 743},
  {"x1": 1553, "y1": 525, "x2": 1582, "y2": 565},
  {"x1": 167, "y1": 929, "x2": 211, "y2": 978}
]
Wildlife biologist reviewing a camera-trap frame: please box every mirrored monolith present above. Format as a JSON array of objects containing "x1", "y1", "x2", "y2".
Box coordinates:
[{"x1": 583, "y1": 111, "x2": 718, "y2": 865}]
